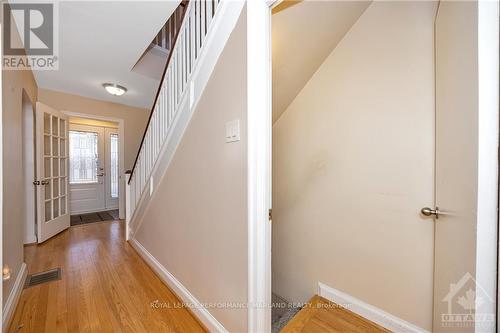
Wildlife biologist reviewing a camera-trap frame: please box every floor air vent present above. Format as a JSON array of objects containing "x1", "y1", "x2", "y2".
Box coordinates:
[{"x1": 24, "y1": 268, "x2": 61, "y2": 288}]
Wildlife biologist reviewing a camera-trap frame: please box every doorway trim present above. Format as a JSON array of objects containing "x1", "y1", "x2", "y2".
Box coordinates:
[
  {"x1": 249, "y1": 1, "x2": 500, "y2": 332},
  {"x1": 22, "y1": 90, "x2": 36, "y2": 244},
  {"x1": 246, "y1": 1, "x2": 281, "y2": 332},
  {"x1": 61, "y1": 111, "x2": 125, "y2": 220}
]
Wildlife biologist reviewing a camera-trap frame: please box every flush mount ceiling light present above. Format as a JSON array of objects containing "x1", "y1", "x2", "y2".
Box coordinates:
[{"x1": 102, "y1": 83, "x2": 127, "y2": 96}]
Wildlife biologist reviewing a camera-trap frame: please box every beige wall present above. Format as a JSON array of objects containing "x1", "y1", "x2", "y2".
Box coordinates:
[
  {"x1": 69, "y1": 116, "x2": 118, "y2": 129},
  {"x1": 272, "y1": 2, "x2": 436, "y2": 330},
  {"x1": 2, "y1": 49, "x2": 38, "y2": 306},
  {"x1": 38, "y1": 89, "x2": 148, "y2": 170},
  {"x1": 134, "y1": 9, "x2": 248, "y2": 332}
]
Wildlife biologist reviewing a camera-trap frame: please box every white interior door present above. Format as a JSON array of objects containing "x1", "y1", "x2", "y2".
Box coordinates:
[
  {"x1": 104, "y1": 127, "x2": 119, "y2": 209},
  {"x1": 69, "y1": 124, "x2": 105, "y2": 214},
  {"x1": 433, "y1": 2, "x2": 498, "y2": 332},
  {"x1": 36, "y1": 102, "x2": 70, "y2": 243}
]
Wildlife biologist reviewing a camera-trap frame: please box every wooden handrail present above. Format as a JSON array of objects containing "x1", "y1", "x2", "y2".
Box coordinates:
[{"x1": 129, "y1": 1, "x2": 189, "y2": 182}]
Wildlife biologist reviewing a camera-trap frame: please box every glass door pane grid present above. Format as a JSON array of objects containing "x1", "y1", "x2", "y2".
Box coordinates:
[
  {"x1": 45, "y1": 114, "x2": 54, "y2": 221},
  {"x1": 44, "y1": 115, "x2": 68, "y2": 221}
]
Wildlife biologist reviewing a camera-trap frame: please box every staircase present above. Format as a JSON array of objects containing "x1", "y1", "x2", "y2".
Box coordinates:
[
  {"x1": 131, "y1": 2, "x2": 187, "y2": 80},
  {"x1": 125, "y1": 0, "x2": 245, "y2": 240},
  {"x1": 151, "y1": 1, "x2": 187, "y2": 53}
]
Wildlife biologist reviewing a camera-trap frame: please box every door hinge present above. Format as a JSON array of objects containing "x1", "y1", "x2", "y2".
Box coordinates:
[{"x1": 268, "y1": 209, "x2": 272, "y2": 221}]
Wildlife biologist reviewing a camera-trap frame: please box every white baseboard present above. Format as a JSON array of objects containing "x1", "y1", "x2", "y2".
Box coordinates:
[
  {"x1": 129, "y1": 238, "x2": 227, "y2": 333},
  {"x1": 318, "y1": 282, "x2": 430, "y2": 333},
  {"x1": 2, "y1": 263, "x2": 27, "y2": 333}
]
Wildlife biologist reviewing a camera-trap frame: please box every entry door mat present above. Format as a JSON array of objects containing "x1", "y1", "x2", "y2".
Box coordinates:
[{"x1": 70, "y1": 209, "x2": 119, "y2": 226}]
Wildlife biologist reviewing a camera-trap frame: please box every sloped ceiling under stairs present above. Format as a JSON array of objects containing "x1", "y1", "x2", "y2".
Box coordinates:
[{"x1": 272, "y1": 1, "x2": 371, "y2": 123}]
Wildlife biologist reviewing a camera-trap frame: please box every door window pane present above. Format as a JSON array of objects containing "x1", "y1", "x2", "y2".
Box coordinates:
[
  {"x1": 60, "y1": 120, "x2": 66, "y2": 138},
  {"x1": 44, "y1": 114, "x2": 51, "y2": 134},
  {"x1": 52, "y1": 137, "x2": 59, "y2": 156},
  {"x1": 53, "y1": 199, "x2": 59, "y2": 218},
  {"x1": 45, "y1": 201, "x2": 51, "y2": 222},
  {"x1": 44, "y1": 158, "x2": 51, "y2": 178},
  {"x1": 61, "y1": 177, "x2": 66, "y2": 195},
  {"x1": 52, "y1": 117, "x2": 59, "y2": 136},
  {"x1": 110, "y1": 134, "x2": 119, "y2": 198},
  {"x1": 53, "y1": 178, "x2": 59, "y2": 198},
  {"x1": 44, "y1": 135, "x2": 51, "y2": 155},
  {"x1": 60, "y1": 158, "x2": 66, "y2": 176},
  {"x1": 61, "y1": 196, "x2": 66, "y2": 215},
  {"x1": 60, "y1": 139, "x2": 66, "y2": 156},
  {"x1": 53, "y1": 158, "x2": 59, "y2": 177},
  {"x1": 69, "y1": 131, "x2": 98, "y2": 184},
  {"x1": 44, "y1": 180, "x2": 51, "y2": 200}
]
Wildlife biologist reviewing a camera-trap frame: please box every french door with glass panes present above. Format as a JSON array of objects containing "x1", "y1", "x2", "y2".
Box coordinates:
[{"x1": 36, "y1": 102, "x2": 70, "y2": 243}]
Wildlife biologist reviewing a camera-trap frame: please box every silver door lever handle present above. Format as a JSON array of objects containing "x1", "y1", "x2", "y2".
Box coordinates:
[{"x1": 421, "y1": 207, "x2": 439, "y2": 219}]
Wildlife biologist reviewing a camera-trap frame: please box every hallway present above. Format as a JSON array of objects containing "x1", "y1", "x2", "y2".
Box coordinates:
[{"x1": 8, "y1": 221, "x2": 205, "y2": 332}]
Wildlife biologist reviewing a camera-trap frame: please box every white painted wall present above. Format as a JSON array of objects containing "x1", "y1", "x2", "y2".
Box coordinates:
[
  {"x1": 133, "y1": 9, "x2": 248, "y2": 332},
  {"x1": 272, "y1": 2, "x2": 437, "y2": 330}
]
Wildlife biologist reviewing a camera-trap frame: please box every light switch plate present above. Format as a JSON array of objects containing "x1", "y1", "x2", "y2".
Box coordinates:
[{"x1": 225, "y1": 120, "x2": 240, "y2": 143}]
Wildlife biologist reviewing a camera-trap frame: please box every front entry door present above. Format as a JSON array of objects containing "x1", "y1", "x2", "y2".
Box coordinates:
[
  {"x1": 69, "y1": 124, "x2": 105, "y2": 214},
  {"x1": 36, "y1": 102, "x2": 70, "y2": 243}
]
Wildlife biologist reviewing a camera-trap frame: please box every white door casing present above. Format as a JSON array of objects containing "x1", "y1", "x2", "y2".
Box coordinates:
[
  {"x1": 36, "y1": 102, "x2": 70, "y2": 243},
  {"x1": 104, "y1": 127, "x2": 119, "y2": 210}
]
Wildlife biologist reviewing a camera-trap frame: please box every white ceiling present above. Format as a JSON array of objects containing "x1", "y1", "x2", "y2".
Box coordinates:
[
  {"x1": 30, "y1": 1, "x2": 180, "y2": 109},
  {"x1": 272, "y1": 1, "x2": 371, "y2": 122}
]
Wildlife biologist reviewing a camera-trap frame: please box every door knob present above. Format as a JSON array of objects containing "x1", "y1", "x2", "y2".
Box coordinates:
[{"x1": 421, "y1": 206, "x2": 439, "y2": 219}]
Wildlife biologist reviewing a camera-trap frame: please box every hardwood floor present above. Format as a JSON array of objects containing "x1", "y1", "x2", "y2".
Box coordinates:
[
  {"x1": 8, "y1": 221, "x2": 206, "y2": 333},
  {"x1": 281, "y1": 295, "x2": 391, "y2": 333}
]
